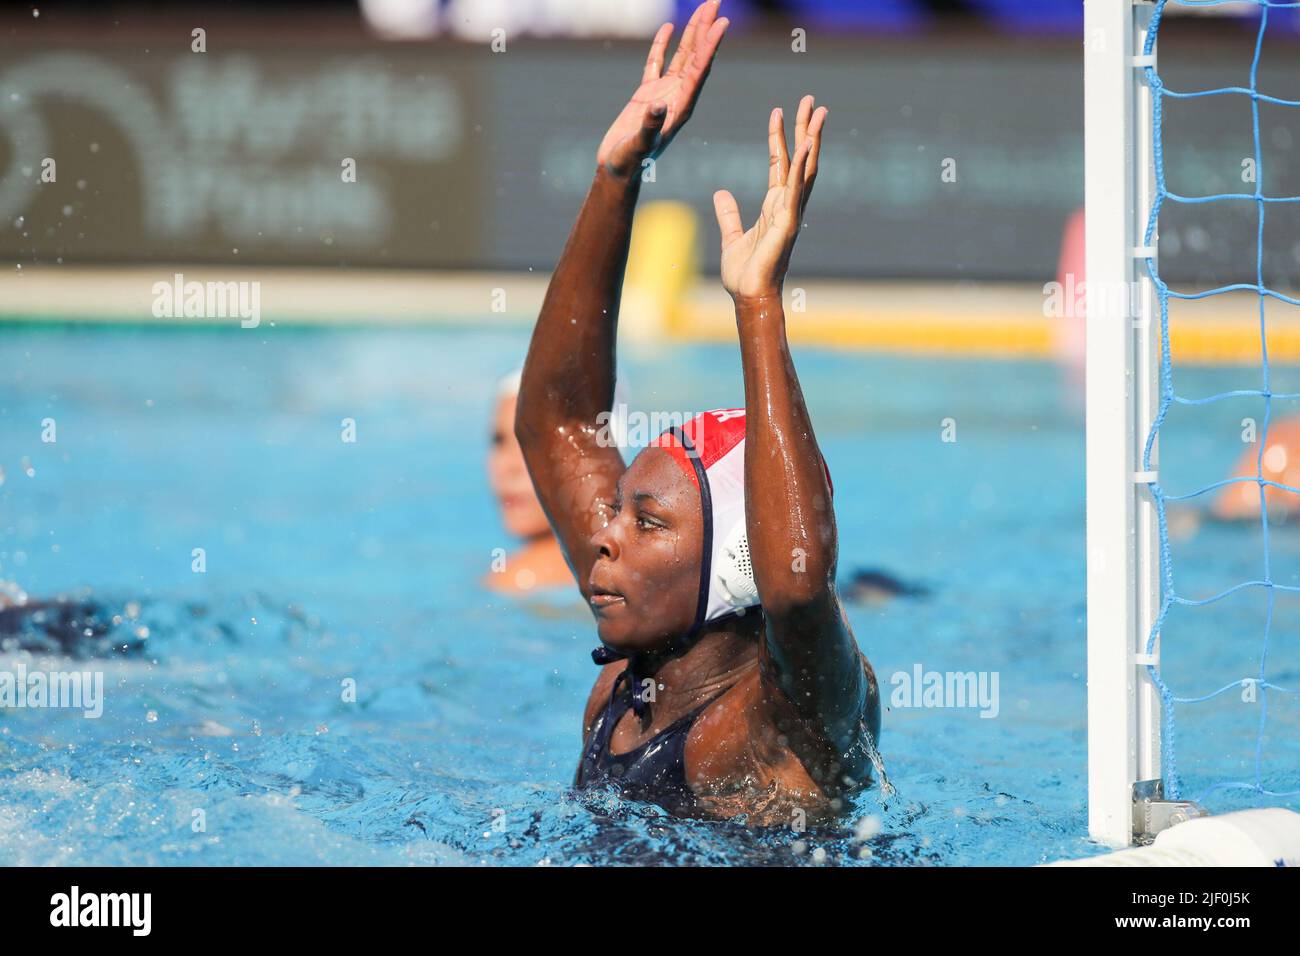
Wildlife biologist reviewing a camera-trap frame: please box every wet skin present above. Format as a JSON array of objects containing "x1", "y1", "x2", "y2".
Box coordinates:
[{"x1": 514, "y1": 0, "x2": 880, "y2": 825}]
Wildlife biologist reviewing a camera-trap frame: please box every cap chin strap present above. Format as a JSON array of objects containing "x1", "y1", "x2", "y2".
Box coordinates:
[{"x1": 590, "y1": 425, "x2": 715, "y2": 719}]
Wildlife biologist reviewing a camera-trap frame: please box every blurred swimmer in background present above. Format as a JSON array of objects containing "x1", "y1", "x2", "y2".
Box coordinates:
[
  {"x1": 485, "y1": 368, "x2": 577, "y2": 595},
  {"x1": 1211, "y1": 416, "x2": 1300, "y2": 525},
  {"x1": 485, "y1": 367, "x2": 632, "y2": 598},
  {"x1": 0, "y1": 586, "x2": 143, "y2": 658}
]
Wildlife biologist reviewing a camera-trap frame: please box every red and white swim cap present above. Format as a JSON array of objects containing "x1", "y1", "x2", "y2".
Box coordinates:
[
  {"x1": 650, "y1": 408, "x2": 832, "y2": 627},
  {"x1": 650, "y1": 408, "x2": 750, "y2": 625},
  {"x1": 584, "y1": 408, "x2": 835, "y2": 679}
]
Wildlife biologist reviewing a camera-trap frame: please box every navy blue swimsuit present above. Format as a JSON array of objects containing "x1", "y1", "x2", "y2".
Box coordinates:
[{"x1": 575, "y1": 669, "x2": 714, "y2": 815}]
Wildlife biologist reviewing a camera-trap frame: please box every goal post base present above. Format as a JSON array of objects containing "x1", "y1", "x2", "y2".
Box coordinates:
[
  {"x1": 1132, "y1": 778, "x2": 1207, "y2": 844},
  {"x1": 1048, "y1": 808, "x2": 1300, "y2": 867}
]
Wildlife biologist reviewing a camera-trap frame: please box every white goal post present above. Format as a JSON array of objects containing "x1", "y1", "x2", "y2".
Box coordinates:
[{"x1": 1084, "y1": 0, "x2": 1164, "y2": 849}]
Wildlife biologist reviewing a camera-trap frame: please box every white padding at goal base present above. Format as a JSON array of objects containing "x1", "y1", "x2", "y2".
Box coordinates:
[{"x1": 1046, "y1": 808, "x2": 1300, "y2": 866}]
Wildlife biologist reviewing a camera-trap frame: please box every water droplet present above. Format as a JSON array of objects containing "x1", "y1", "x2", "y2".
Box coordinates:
[{"x1": 854, "y1": 815, "x2": 882, "y2": 841}]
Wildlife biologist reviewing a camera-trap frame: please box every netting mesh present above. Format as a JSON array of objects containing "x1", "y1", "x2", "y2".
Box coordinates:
[{"x1": 1141, "y1": 0, "x2": 1300, "y2": 805}]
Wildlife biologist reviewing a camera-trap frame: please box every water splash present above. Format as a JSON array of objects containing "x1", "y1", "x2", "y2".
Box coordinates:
[{"x1": 849, "y1": 718, "x2": 897, "y2": 805}]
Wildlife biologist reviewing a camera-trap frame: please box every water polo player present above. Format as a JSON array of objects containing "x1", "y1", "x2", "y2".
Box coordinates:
[{"x1": 514, "y1": 0, "x2": 881, "y2": 826}]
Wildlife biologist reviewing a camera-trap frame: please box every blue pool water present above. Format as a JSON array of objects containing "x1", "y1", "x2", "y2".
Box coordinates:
[{"x1": 1, "y1": 323, "x2": 1296, "y2": 866}]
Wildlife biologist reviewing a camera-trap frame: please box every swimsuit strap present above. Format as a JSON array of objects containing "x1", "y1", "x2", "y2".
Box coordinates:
[
  {"x1": 590, "y1": 645, "x2": 672, "y2": 719},
  {"x1": 575, "y1": 668, "x2": 634, "y2": 788},
  {"x1": 605, "y1": 667, "x2": 634, "y2": 729}
]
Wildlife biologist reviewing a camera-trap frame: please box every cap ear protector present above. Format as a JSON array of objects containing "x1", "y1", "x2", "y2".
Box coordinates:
[
  {"x1": 654, "y1": 409, "x2": 753, "y2": 627},
  {"x1": 715, "y1": 519, "x2": 759, "y2": 609}
]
